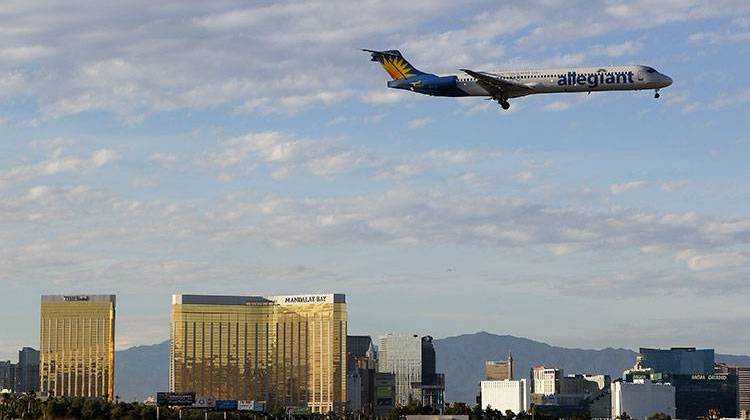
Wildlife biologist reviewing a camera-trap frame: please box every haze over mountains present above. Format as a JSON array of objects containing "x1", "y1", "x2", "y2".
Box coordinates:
[{"x1": 114, "y1": 332, "x2": 750, "y2": 403}]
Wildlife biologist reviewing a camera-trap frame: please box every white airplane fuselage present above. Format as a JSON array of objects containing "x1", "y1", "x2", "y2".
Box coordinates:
[{"x1": 452, "y1": 65, "x2": 673, "y2": 98}]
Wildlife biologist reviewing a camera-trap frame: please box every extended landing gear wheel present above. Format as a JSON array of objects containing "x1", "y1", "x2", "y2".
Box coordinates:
[
  {"x1": 493, "y1": 96, "x2": 511, "y2": 110},
  {"x1": 654, "y1": 90, "x2": 661, "y2": 99}
]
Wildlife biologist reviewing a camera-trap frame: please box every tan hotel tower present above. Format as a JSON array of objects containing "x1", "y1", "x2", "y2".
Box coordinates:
[
  {"x1": 170, "y1": 294, "x2": 347, "y2": 413},
  {"x1": 40, "y1": 295, "x2": 116, "y2": 399}
]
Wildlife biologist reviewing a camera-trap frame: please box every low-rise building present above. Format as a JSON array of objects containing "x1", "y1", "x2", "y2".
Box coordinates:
[
  {"x1": 531, "y1": 366, "x2": 562, "y2": 396},
  {"x1": 0, "y1": 361, "x2": 15, "y2": 392},
  {"x1": 480, "y1": 379, "x2": 529, "y2": 413},
  {"x1": 15, "y1": 347, "x2": 40, "y2": 394},
  {"x1": 374, "y1": 372, "x2": 396, "y2": 418},
  {"x1": 560, "y1": 374, "x2": 610, "y2": 395},
  {"x1": 611, "y1": 379, "x2": 676, "y2": 420}
]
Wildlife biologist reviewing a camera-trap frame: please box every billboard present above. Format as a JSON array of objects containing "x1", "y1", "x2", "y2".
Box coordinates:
[
  {"x1": 376, "y1": 386, "x2": 392, "y2": 398},
  {"x1": 193, "y1": 396, "x2": 216, "y2": 408},
  {"x1": 156, "y1": 392, "x2": 195, "y2": 406},
  {"x1": 238, "y1": 400, "x2": 265, "y2": 411},
  {"x1": 215, "y1": 400, "x2": 238, "y2": 411}
]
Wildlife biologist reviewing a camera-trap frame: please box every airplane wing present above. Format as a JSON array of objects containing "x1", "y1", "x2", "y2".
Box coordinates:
[{"x1": 460, "y1": 68, "x2": 535, "y2": 98}]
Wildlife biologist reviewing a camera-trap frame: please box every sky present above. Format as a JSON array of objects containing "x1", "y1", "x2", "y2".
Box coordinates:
[{"x1": 1, "y1": 0, "x2": 750, "y2": 361}]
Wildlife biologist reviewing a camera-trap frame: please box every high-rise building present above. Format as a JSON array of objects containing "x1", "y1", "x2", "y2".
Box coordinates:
[
  {"x1": 739, "y1": 367, "x2": 750, "y2": 414},
  {"x1": 716, "y1": 364, "x2": 750, "y2": 414},
  {"x1": 669, "y1": 372, "x2": 738, "y2": 420},
  {"x1": 169, "y1": 294, "x2": 347, "y2": 413},
  {"x1": 15, "y1": 347, "x2": 40, "y2": 393},
  {"x1": 378, "y1": 333, "x2": 445, "y2": 409},
  {"x1": 347, "y1": 336, "x2": 373, "y2": 360},
  {"x1": 531, "y1": 366, "x2": 562, "y2": 396},
  {"x1": 419, "y1": 336, "x2": 445, "y2": 410},
  {"x1": 480, "y1": 379, "x2": 529, "y2": 413},
  {"x1": 0, "y1": 361, "x2": 15, "y2": 392},
  {"x1": 378, "y1": 333, "x2": 422, "y2": 406},
  {"x1": 626, "y1": 348, "x2": 739, "y2": 420},
  {"x1": 611, "y1": 379, "x2": 676, "y2": 420},
  {"x1": 485, "y1": 354, "x2": 514, "y2": 381},
  {"x1": 637, "y1": 347, "x2": 714, "y2": 375},
  {"x1": 346, "y1": 335, "x2": 377, "y2": 413},
  {"x1": 40, "y1": 295, "x2": 116, "y2": 399}
]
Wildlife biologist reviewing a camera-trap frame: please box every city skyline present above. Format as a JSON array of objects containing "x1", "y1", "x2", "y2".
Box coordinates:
[{"x1": 3, "y1": 0, "x2": 750, "y2": 360}]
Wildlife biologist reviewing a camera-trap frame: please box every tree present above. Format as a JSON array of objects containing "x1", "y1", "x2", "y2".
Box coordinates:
[
  {"x1": 617, "y1": 412, "x2": 632, "y2": 420},
  {"x1": 471, "y1": 403, "x2": 485, "y2": 420},
  {"x1": 647, "y1": 413, "x2": 672, "y2": 420}
]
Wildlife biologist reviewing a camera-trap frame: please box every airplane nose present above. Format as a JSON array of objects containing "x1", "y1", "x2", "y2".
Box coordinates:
[{"x1": 663, "y1": 75, "x2": 673, "y2": 87}]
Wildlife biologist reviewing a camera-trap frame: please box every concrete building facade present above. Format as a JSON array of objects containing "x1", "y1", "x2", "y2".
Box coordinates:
[
  {"x1": 611, "y1": 379, "x2": 676, "y2": 420},
  {"x1": 531, "y1": 366, "x2": 562, "y2": 396},
  {"x1": 480, "y1": 379, "x2": 529, "y2": 413}
]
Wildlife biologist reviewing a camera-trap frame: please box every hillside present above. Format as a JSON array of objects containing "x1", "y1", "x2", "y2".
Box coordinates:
[{"x1": 113, "y1": 333, "x2": 750, "y2": 403}]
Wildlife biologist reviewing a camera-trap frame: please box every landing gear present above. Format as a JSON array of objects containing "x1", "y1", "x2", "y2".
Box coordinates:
[
  {"x1": 654, "y1": 89, "x2": 661, "y2": 99},
  {"x1": 493, "y1": 96, "x2": 511, "y2": 110}
]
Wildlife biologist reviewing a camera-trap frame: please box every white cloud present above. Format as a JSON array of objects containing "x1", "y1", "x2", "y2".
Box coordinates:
[
  {"x1": 361, "y1": 90, "x2": 407, "y2": 105},
  {"x1": 707, "y1": 89, "x2": 750, "y2": 110},
  {"x1": 408, "y1": 117, "x2": 433, "y2": 129},
  {"x1": 602, "y1": 40, "x2": 643, "y2": 57},
  {"x1": 425, "y1": 149, "x2": 480, "y2": 164},
  {"x1": 306, "y1": 151, "x2": 365, "y2": 177},
  {"x1": 661, "y1": 180, "x2": 688, "y2": 192},
  {"x1": 610, "y1": 181, "x2": 646, "y2": 195},
  {"x1": 374, "y1": 147, "x2": 493, "y2": 180},
  {"x1": 543, "y1": 100, "x2": 572, "y2": 112},
  {"x1": 514, "y1": 171, "x2": 534, "y2": 183},
  {"x1": 678, "y1": 250, "x2": 750, "y2": 271},
  {"x1": 0, "y1": 148, "x2": 119, "y2": 188},
  {"x1": 542, "y1": 93, "x2": 593, "y2": 112},
  {"x1": 200, "y1": 131, "x2": 368, "y2": 178},
  {"x1": 683, "y1": 88, "x2": 750, "y2": 112},
  {"x1": 689, "y1": 30, "x2": 750, "y2": 44},
  {"x1": 0, "y1": 45, "x2": 48, "y2": 61}
]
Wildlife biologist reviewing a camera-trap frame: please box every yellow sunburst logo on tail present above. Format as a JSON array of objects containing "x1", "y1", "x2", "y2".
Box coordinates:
[{"x1": 381, "y1": 56, "x2": 416, "y2": 80}]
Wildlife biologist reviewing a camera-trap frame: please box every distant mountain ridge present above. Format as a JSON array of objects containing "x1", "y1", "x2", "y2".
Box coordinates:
[
  {"x1": 115, "y1": 341, "x2": 169, "y2": 402},
  {"x1": 113, "y1": 332, "x2": 750, "y2": 404},
  {"x1": 433, "y1": 332, "x2": 750, "y2": 403}
]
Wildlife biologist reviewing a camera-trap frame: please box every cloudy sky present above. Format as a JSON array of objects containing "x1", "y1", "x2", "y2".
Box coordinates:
[{"x1": 2, "y1": 0, "x2": 750, "y2": 360}]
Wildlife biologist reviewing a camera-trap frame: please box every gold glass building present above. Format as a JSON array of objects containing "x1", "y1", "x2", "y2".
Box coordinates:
[
  {"x1": 170, "y1": 294, "x2": 346, "y2": 413},
  {"x1": 485, "y1": 354, "x2": 514, "y2": 381},
  {"x1": 40, "y1": 295, "x2": 116, "y2": 399}
]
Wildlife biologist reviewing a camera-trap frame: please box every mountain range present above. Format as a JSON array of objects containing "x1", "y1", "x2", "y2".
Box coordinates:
[{"x1": 114, "y1": 332, "x2": 750, "y2": 403}]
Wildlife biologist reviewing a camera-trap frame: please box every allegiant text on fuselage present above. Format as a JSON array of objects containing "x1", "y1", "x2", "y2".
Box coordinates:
[{"x1": 557, "y1": 71, "x2": 635, "y2": 87}]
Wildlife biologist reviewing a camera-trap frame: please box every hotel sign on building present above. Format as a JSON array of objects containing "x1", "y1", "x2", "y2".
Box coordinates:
[
  {"x1": 169, "y1": 294, "x2": 347, "y2": 413},
  {"x1": 39, "y1": 295, "x2": 116, "y2": 400},
  {"x1": 268, "y1": 294, "x2": 344, "y2": 305}
]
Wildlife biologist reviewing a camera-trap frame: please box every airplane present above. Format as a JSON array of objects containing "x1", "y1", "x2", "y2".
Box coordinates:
[{"x1": 364, "y1": 49, "x2": 672, "y2": 110}]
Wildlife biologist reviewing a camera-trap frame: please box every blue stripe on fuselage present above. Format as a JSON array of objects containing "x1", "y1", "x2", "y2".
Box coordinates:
[{"x1": 387, "y1": 75, "x2": 470, "y2": 97}]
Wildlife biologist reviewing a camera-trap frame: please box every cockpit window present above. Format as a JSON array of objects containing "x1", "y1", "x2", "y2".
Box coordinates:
[{"x1": 645, "y1": 67, "x2": 657, "y2": 73}]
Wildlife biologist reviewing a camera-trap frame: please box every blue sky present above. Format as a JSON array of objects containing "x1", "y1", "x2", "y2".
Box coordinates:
[{"x1": 2, "y1": 0, "x2": 750, "y2": 360}]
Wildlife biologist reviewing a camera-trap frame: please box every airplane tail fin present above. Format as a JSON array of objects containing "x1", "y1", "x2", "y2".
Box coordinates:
[{"x1": 363, "y1": 49, "x2": 428, "y2": 80}]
